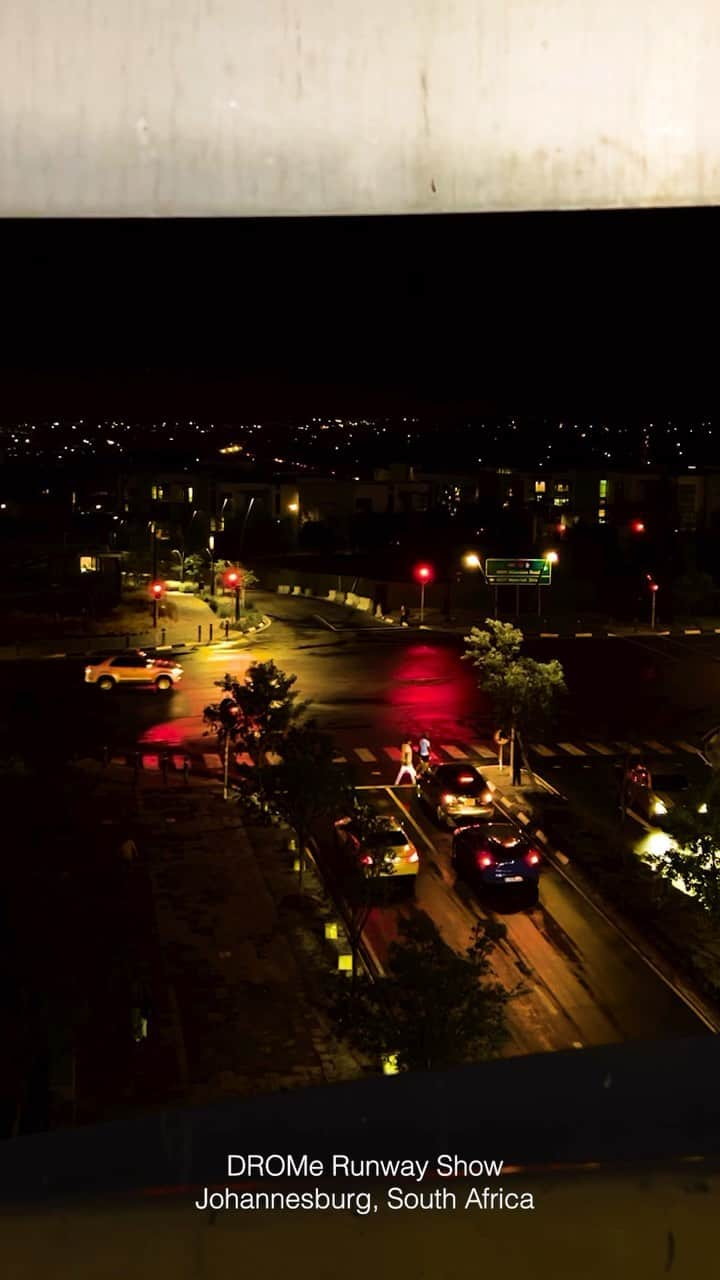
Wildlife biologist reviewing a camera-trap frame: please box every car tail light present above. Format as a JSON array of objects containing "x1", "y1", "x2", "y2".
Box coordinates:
[
  {"x1": 458, "y1": 774, "x2": 474, "y2": 784},
  {"x1": 408, "y1": 850, "x2": 419, "y2": 863},
  {"x1": 360, "y1": 854, "x2": 374, "y2": 866},
  {"x1": 442, "y1": 793, "x2": 456, "y2": 804},
  {"x1": 526, "y1": 850, "x2": 541, "y2": 866},
  {"x1": 477, "y1": 851, "x2": 495, "y2": 868},
  {"x1": 480, "y1": 790, "x2": 492, "y2": 804}
]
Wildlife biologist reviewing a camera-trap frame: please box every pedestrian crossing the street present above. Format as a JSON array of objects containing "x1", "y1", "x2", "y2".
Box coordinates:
[{"x1": 103, "y1": 733, "x2": 703, "y2": 779}]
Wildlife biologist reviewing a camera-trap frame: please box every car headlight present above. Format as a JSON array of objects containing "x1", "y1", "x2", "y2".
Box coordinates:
[
  {"x1": 653, "y1": 799, "x2": 667, "y2": 816},
  {"x1": 441, "y1": 794, "x2": 457, "y2": 804}
]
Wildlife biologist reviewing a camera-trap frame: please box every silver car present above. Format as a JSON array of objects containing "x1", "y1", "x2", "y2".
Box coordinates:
[{"x1": 417, "y1": 762, "x2": 494, "y2": 828}]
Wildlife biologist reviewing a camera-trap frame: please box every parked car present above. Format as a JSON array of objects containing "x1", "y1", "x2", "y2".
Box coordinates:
[
  {"x1": 417, "y1": 762, "x2": 494, "y2": 827},
  {"x1": 333, "y1": 812, "x2": 419, "y2": 878},
  {"x1": 84, "y1": 650, "x2": 183, "y2": 693},
  {"x1": 451, "y1": 822, "x2": 542, "y2": 889}
]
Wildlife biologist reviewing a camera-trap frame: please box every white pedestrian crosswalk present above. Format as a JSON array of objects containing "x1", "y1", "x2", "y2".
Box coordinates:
[{"x1": 119, "y1": 733, "x2": 702, "y2": 777}]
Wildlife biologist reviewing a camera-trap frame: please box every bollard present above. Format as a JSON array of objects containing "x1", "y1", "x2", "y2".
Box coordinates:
[
  {"x1": 161, "y1": 628, "x2": 166, "y2": 645},
  {"x1": 198, "y1": 625, "x2": 202, "y2": 642},
  {"x1": 209, "y1": 622, "x2": 213, "y2": 642},
  {"x1": 125, "y1": 634, "x2": 130, "y2": 648}
]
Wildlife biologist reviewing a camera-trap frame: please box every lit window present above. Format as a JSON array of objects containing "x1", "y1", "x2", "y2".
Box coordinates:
[
  {"x1": 186, "y1": 486, "x2": 194, "y2": 503},
  {"x1": 553, "y1": 497, "x2": 569, "y2": 507},
  {"x1": 599, "y1": 479, "x2": 608, "y2": 498},
  {"x1": 534, "y1": 480, "x2": 546, "y2": 494},
  {"x1": 151, "y1": 484, "x2": 165, "y2": 501},
  {"x1": 79, "y1": 555, "x2": 98, "y2": 573},
  {"x1": 555, "y1": 482, "x2": 569, "y2": 493},
  {"x1": 598, "y1": 507, "x2": 606, "y2": 524}
]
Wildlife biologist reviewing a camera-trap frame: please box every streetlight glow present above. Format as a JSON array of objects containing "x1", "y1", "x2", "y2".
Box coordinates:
[
  {"x1": 463, "y1": 552, "x2": 482, "y2": 569},
  {"x1": 545, "y1": 550, "x2": 559, "y2": 564}
]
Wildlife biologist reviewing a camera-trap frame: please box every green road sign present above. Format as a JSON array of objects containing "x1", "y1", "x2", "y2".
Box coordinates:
[{"x1": 485, "y1": 557, "x2": 552, "y2": 586}]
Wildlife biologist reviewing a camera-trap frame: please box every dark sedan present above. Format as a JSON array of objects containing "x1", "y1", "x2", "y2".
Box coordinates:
[
  {"x1": 417, "y1": 762, "x2": 494, "y2": 827},
  {"x1": 451, "y1": 823, "x2": 542, "y2": 889}
]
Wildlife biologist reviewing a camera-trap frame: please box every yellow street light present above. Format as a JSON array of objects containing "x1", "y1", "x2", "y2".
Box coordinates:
[
  {"x1": 463, "y1": 552, "x2": 482, "y2": 569},
  {"x1": 287, "y1": 502, "x2": 299, "y2": 513},
  {"x1": 545, "y1": 550, "x2": 559, "y2": 564}
]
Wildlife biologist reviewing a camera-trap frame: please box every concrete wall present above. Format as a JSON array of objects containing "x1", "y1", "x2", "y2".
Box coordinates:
[{"x1": 2, "y1": 1, "x2": 719, "y2": 216}]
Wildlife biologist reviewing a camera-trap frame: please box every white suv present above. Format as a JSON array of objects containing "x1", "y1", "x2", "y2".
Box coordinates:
[{"x1": 84, "y1": 650, "x2": 183, "y2": 693}]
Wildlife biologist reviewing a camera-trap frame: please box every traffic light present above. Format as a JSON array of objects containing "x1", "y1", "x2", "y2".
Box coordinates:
[
  {"x1": 413, "y1": 562, "x2": 434, "y2": 584},
  {"x1": 631, "y1": 520, "x2": 646, "y2": 534},
  {"x1": 224, "y1": 569, "x2": 240, "y2": 588},
  {"x1": 150, "y1": 581, "x2": 164, "y2": 599}
]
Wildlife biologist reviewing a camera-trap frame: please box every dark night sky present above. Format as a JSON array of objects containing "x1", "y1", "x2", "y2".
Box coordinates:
[{"x1": 1, "y1": 209, "x2": 718, "y2": 419}]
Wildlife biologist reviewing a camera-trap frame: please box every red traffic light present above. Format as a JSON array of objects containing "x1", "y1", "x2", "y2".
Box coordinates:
[
  {"x1": 631, "y1": 520, "x2": 646, "y2": 534},
  {"x1": 224, "y1": 570, "x2": 240, "y2": 587},
  {"x1": 413, "y1": 562, "x2": 434, "y2": 584},
  {"x1": 150, "y1": 581, "x2": 164, "y2": 598}
]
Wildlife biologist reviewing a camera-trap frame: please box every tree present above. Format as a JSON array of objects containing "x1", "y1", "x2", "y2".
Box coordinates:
[
  {"x1": 203, "y1": 659, "x2": 308, "y2": 797},
  {"x1": 330, "y1": 912, "x2": 508, "y2": 1072},
  {"x1": 463, "y1": 619, "x2": 566, "y2": 779},
  {"x1": 264, "y1": 725, "x2": 351, "y2": 891},
  {"x1": 650, "y1": 777, "x2": 720, "y2": 914}
]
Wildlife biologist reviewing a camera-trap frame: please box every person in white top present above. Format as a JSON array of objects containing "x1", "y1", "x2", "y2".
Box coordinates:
[{"x1": 394, "y1": 738, "x2": 417, "y2": 786}]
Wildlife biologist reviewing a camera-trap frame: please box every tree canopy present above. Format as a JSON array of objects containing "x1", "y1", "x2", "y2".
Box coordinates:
[
  {"x1": 330, "y1": 911, "x2": 508, "y2": 1072},
  {"x1": 463, "y1": 619, "x2": 566, "y2": 743}
]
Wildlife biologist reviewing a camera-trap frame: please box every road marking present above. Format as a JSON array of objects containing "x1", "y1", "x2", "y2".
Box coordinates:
[
  {"x1": 675, "y1": 741, "x2": 700, "y2": 756},
  {"x1": 313, "y1": 614, "x2": 341, "y2": 631},
  {"x1": 575, "y1": 632, "x2": 593, "y2": 638},
  {"x1": 517, "y1": 811, "x2": 530, "y2": 824},
  {"x1": 332, "y1": 755, "x2": 347, "y2": 764},
  {"x1": 539, "y1": 632, "x2": 559, "y2": 638},
  {"x1": 234, "y1": 751, "x2": 254, "y2": 767},
  {"x1": 531, "y1": 743, "x2": 556, "y2": 757},
  {"x1": 203, "y1": 655, "x2": 253, "y2": 665},
  {"x1": 586, "y1": 742, "x2": 614, "y2": 755},
  {"x1": 557, "y1": 742, "x2": 586, "y2": 756},
  {"x1": 684, "y1": 629, "x2": 702, "y2": 635},
  {"x1": 384, "y1": 787, "x2": 438, "y2": 858},
  {"x1": 642, "y1": 739, "x2": 672, "y2": 754},
  {"x1": 470, "y1": 742, "x2": 497, "y2": 760},
  {"x1": 441, "y1": 743, "x2": 470, "y2": 759},
  {"x1": 354, "y1": 747, "x2": 377, "y2": 762},
  {"x1": 614, "y1": 741, "x2": 642, "y2": 754},
  {"x1": 202, "y1": 753, "x2": 222, "y2": 769},
  {"x1": 555, "y1": 851, "x2": 570, "y2": 864},
  {"x1": 383, "y1": 747, "x2": 402, "y2": 761}
]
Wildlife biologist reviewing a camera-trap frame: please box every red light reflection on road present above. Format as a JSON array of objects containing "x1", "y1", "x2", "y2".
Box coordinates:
[
  {"x1": 387, "y1": 644, "x2": 488, "y2": 738},
  {"x1": 138, "y1": 717, "x2": 199, "y2": 746}
]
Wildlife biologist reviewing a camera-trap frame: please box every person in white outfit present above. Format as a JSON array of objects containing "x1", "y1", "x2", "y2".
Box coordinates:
[{"x1": 394, "y1": 738, "x2": 416, "y2": 786}]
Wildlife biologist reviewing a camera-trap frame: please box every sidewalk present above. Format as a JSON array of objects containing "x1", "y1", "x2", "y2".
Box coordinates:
[
  {"x1": 0, "y1": 597, "x2": 272, "y2": 661},
  {"x1": 70, "y1": 762, "x2": 363, "y2": 1121}
]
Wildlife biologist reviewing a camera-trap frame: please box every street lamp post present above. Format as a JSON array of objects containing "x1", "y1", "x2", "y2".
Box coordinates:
[
  {"x1": 413, "y1": 563, "x2": 434, "y2": 626},
  {"x1": 208, "y1": 534, "x2": 215, "y2": 597},
  {"x1": 543, "y1": 551, "x2": 559, "y2": 618},
  {"x1": 647, "y1": 574, "x2": 659, "y2": 629}
]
